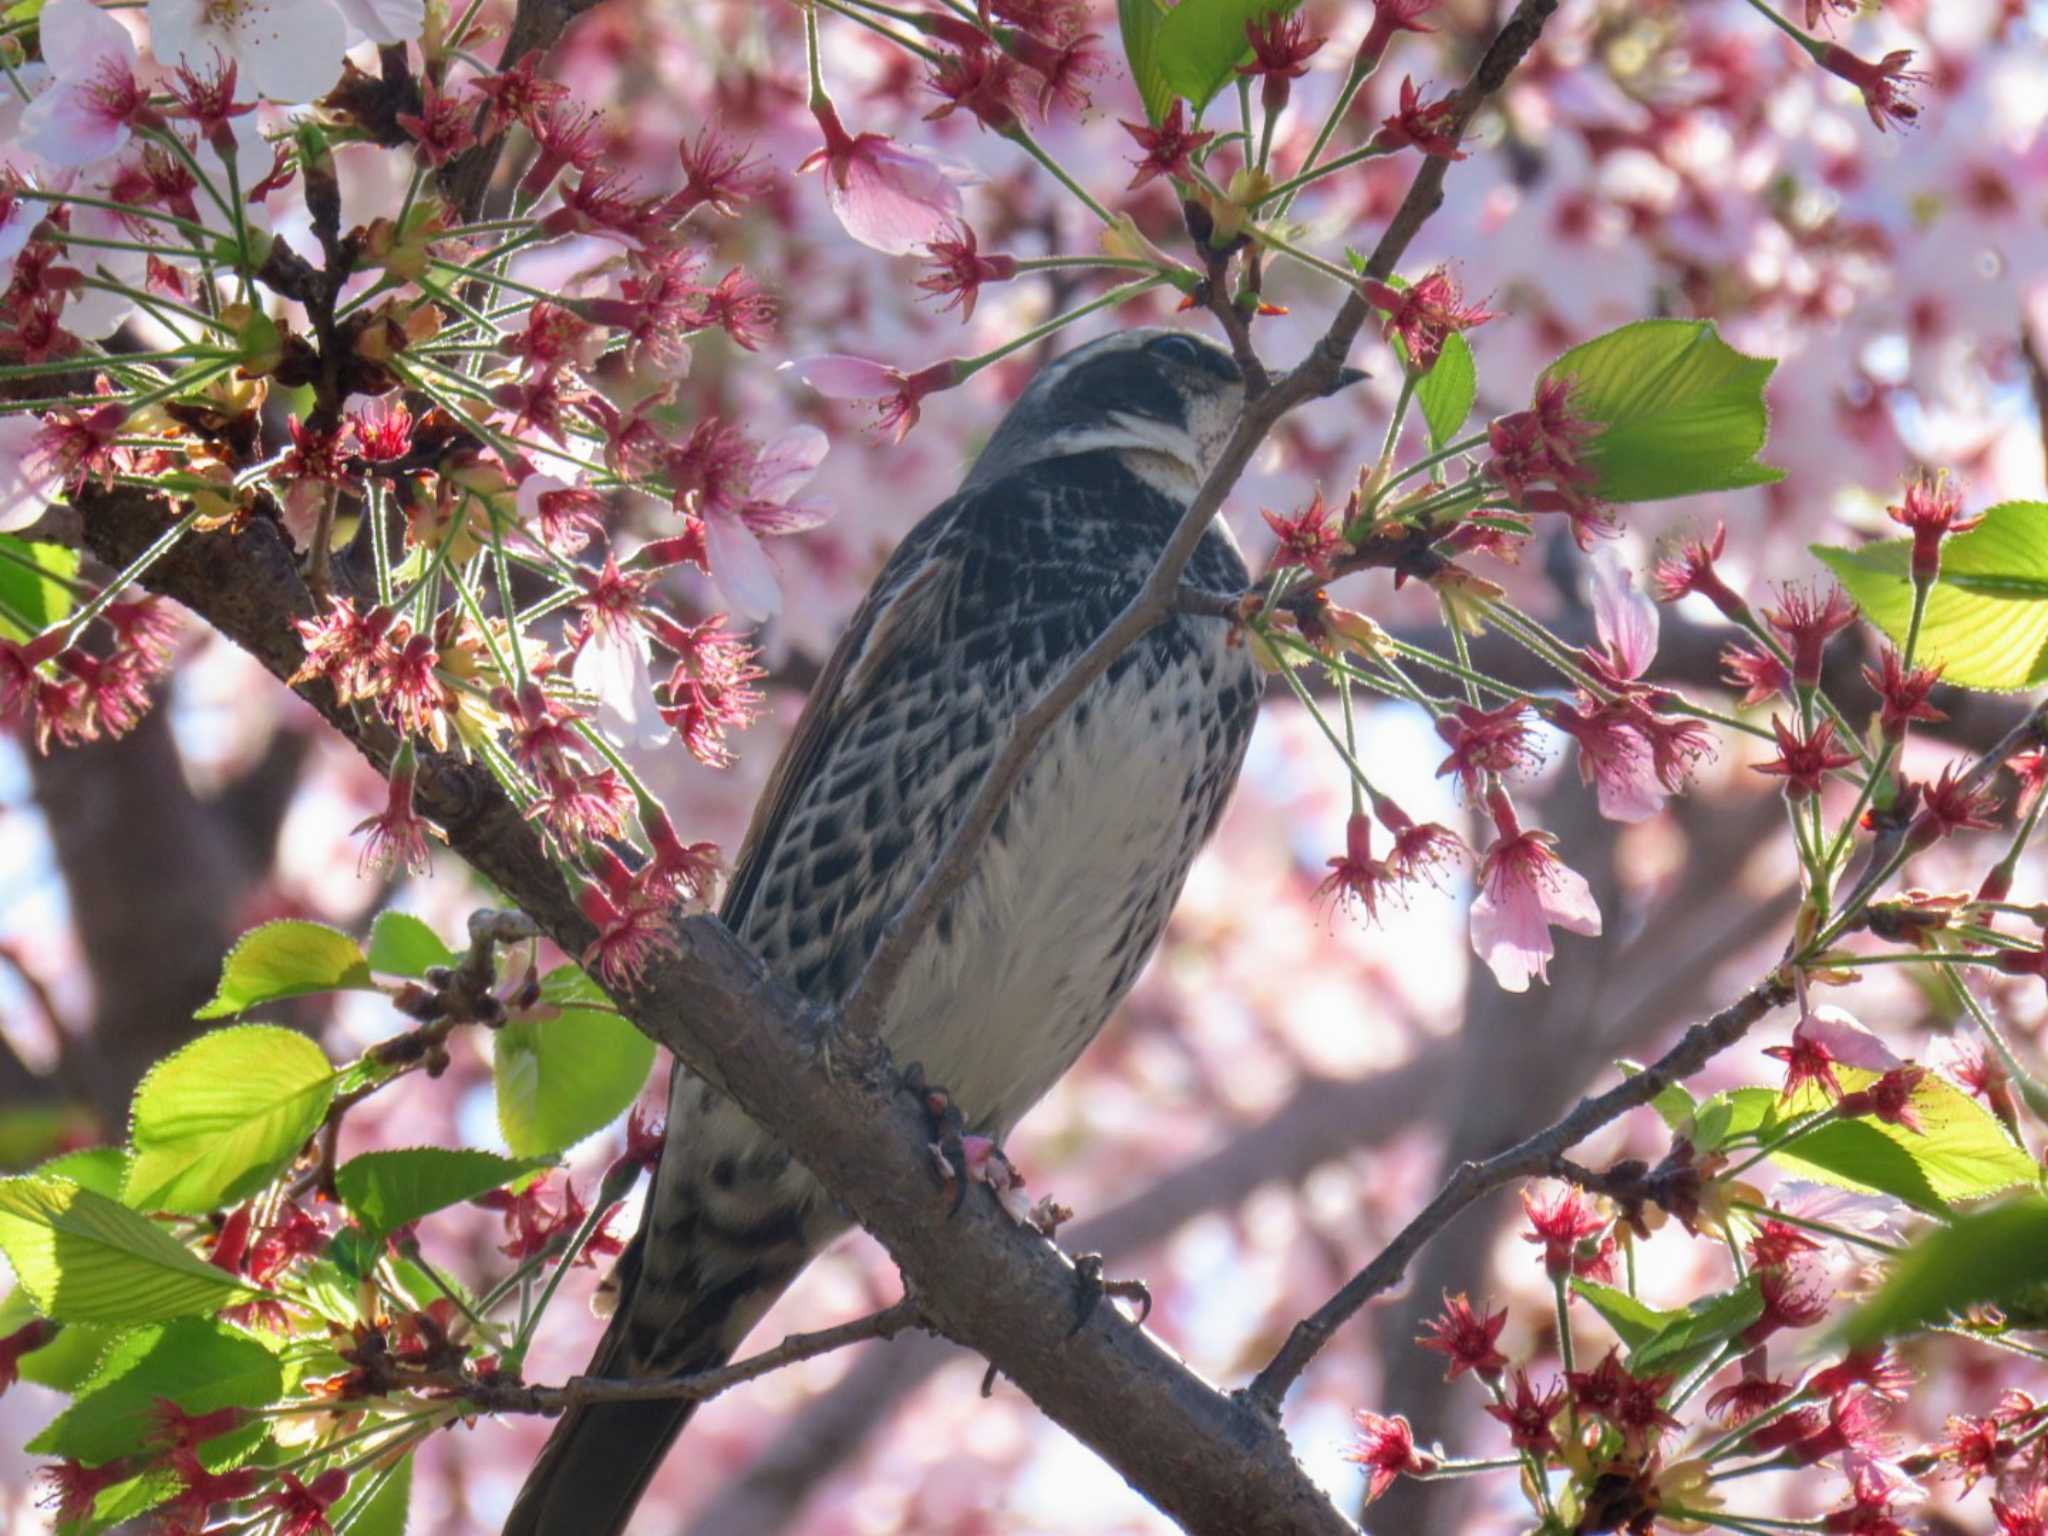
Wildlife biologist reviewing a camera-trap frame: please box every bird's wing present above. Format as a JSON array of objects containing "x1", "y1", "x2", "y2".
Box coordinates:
[{"x1": 718, "y1": 498, "x2": 966, "y2": 933}]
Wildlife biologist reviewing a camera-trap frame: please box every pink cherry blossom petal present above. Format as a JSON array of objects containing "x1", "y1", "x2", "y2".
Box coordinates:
[
  {"x1": 1797, "y1": 1005, "x2": 1904, "y2": 1073},
  {"x1": 703, "y1": 508, "x2": 783, "y2": 622},
  {"x1": 1590, "y1": 551, "x2": 1658, "y2": 680},
  {"x1": 781, "y1": 354, "x2": 901, "y2": 399},
  {"x1": 826, "y1": 139, "x2": 967, "y2": 255},
  {"x1": 749, "y1": 425, "x2": 828, "y2": 504},
  {"x1": 739, "y1": 497, "x2": 830, "y2": 537}
]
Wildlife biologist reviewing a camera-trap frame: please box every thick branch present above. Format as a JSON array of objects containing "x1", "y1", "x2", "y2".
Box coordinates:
[
  {"x1": 1244, "y1": 974, "x2": 1792, "y2": 1410},
  {"x1": 76, "y1": 485, "x2": 1356, "y2": 1536}
]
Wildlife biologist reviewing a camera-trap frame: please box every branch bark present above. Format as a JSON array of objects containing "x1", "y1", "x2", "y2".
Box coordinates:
[
  {"x1": 53, "y1": 2, "x2": 1571, "y2": 1527},
  {"x1": 73, "y1": 489, "x2": 1360, "y2": 1536}
]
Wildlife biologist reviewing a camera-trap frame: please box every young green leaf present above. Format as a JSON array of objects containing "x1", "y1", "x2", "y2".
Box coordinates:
[
  {"x1": 494, "y1": 965, "x2": 656, "y2": 1157},
  {"x1": 1155, "y1": 0, "x2": 1297, "y2": 118},
  {"x1": 365, "y1": 911, "x2": 456, "y2": 977},
  {"x1": 1570, "y1": 1280, "x2": 1673, "y2": 1350},
  {"x1": 1768, "y1": 1069, "x2": 2037, "y2": 1214},
  {"x1": 1538, "y1": 319, "x2": 1781, "y2": 503},
  {"x1": 335, "y1": 1148, "x2": 548, "y2": 1240},
  {"x1": 194, "y1": 919, "x2": 375, "y2": 1019},
  {"x1": 1618, "y1": 1060, "x2": 1698, "y2": 1134},
  {"x1": 0, "y1": 1176, "x2": 256, "y2": 1323},
  {"x1": 25, "y1": 1318, "x2": 281, "y2": 1466},
  {"x1": 1118, "y1": 0, "x2": 1177, "y2": 125},
  {"x1": 39, "y1": 1146, "x2": 131, "y2": 1199},
  {"x1": 0, "y1": 534, "x2": 81, "y2": 641},
  {"x1": 1416, "y1": 331, "x2": 1477, "y2": 450},
  {"x1": 1629, "y1": 1278, "x2": 1764, "y2": 1376},
  {"x1": 1845, "y1": 1196, "x2": 2048, "y2": 1348},
  {"x1": 1813, "y1": 502, "x2": 2048, "y2": 691},
  {"x1": 124, "y1": 1026, "x2": 338, "y2": 1214}
]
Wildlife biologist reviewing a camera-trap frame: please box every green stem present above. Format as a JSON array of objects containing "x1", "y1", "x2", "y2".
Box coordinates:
[
  {"x1": 1258, "y1": 140, "x2": 1397, "y2": 208},
  {"x1": 958, "y1": 276, "x2": 1168, "y2": 379},
  {"x1": 1729, "y1": 1200, "x2": 1902, "y2": 1255},
  {"x1": 58, "y1": 504, "x2": 208, "y2": 646},
  {"x1": 1274, "y1": 54, "x2": 1379, "y2": 220},
  {"x1": 1002, "y1": 125, "x2": 1116, "y2": 225}
]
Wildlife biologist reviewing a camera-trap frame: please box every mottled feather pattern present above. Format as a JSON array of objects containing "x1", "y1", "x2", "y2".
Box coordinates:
[
  {"x1": 622, "y1": 451, "x2": 1260, "y2": 1369},
  {"x1": 504, "y1": 330, "x2": 1264, "y2": 1536}
]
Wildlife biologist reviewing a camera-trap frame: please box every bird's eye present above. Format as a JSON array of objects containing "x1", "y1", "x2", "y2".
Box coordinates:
[{"x1": 1149, "y1": 334, "x2": 1205, "y2": 366}]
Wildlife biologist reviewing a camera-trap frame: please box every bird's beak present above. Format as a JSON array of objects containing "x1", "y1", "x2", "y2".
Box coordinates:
[{"x1": 1321, "y1": 365, "x2": 1370, "y2": 397}]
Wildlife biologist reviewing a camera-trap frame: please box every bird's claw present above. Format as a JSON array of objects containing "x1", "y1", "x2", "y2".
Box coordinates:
[
  {"x1": 1069, "y1": 1252, "x2": 1151, "y2": 1337},
  {"x1": 906, "y1": 1063, "x2": 972, "y2": 1215}
]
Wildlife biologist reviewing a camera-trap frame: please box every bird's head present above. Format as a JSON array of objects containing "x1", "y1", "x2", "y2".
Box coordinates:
[{"x1": 964, "y1": 328, "x2": 1258, "y2": 495}]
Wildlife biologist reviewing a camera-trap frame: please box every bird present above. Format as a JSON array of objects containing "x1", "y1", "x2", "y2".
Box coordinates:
[{"x1": 504, "y1": 326, "x2": 1363, "y2": 1536}]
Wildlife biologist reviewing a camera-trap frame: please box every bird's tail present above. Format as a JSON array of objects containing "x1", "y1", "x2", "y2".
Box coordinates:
[
  {"x1": 500, "y1": 1235, "x2": 735, "y2": 1536},
  {"x1": 500, "y1": 1384, "x2": 708, "y2": 1536}
]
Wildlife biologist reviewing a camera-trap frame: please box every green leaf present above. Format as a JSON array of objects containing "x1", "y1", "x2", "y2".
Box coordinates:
[
  {"x1": 494, "y1": 965, "x2": 655, "y2": 1157},
  {"x1": 0, "y1": 1176, "x2": 255, "y2": 1324},
  {"x1": 333, "y1": 1452, "x2": 413, "y2": 1536},
  {"x1": 1845, "y1": 1196, "x2": 2048, "y2": 1348},
  {"x1": 1416, "y1": 331, "x2": 1477, "y2": 450},
  {"x1": 1118, "y1": 0, "x2": 1176, "y2": 125},
  {"x1": 366, "y1": 911, "x2": 456, "y2": 977},
  {"x1": 1570, "y1": 1281, "x2": 1672, "y2": 1351},
  {"x1": 1538, "y1": 319, "x2": 1781, "y2": 503},
  {"x1": 39, "y1": 1146, "x2": 131, "y2": 1199},
  {"x1": 1619, "y1": 1060, "x2": 1697, "y2": 1134},
  {"x1": 1768, "y1": 1068, "x2": 2038, "y2": 1215},
  {"x1": 1155, "y1": 0, "x2": 1297, "y2": 117},
  {"x1": 194, "y1": 919, "x2": 375, "y2": 1019},
  {"x1": 124, "y1": 1025, "x2": 337, "y2": 1214},
  {"x1": 25, "y1": 1318, "x2": 281, "y2": 1465},
  {"x1": 1813, "y1": 502, "x2": 2048, "y2": 691},
  {"x1": 335, "y1": 1148, "x2": 546, "y2": 1240},
  {"x1": 1630, "y1": 1278, "x2": 1763, "y2": 1376},
  {"x1": 0, "y1": 534, "x2": 80, "y2": 641}
]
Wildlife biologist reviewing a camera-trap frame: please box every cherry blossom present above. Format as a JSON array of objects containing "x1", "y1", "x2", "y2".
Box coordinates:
[
  {"x1": 20, "y1": 0, "x2": 154, "y2": 168},
  {"x1": 1470, "y1": 795, "x2": 1602, "y2": 991},
  {"x1": 798, "y1": 97, "x2": 973, "y2": 256},
  {"x1": 695, "y1": 425, "x2": 831, "y2": 623},
  {"x1": 146, "y1": 0, "x2": 347, "y2": 104}
]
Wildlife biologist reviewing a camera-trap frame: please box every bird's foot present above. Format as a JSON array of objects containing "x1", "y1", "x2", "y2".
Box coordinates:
[
  {"x1": 1069, "y1": 1253, "x2": 1151, "y2": 1337},
  {"x1": 905, "y1": 1063, "x2": 972, "y2": 1214},
  {"x1": 905, "y1": 1064, "x2": 1034, "y2": 1222}
]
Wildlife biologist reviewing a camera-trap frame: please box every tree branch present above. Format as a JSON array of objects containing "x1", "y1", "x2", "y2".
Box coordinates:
[
  {"x1": 1245, "y1": 975, "x2": 1793, "y2": 1411},
  {"x1": 72, "y1": 486, "x2": 1360, "y2": 1536},
  {"x1": 55, "y1": 3, "x2": 1570, "y2": 1526}
]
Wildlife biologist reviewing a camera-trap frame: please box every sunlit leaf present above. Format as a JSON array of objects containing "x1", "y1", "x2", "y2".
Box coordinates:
[
  {"x1": 1155, "y1": 0, "x2": 1298, "y2": 118},
  {"x1": 1416, "y1": 331, "x2": 1477, "y2": 450},
  {"x1": 1538, "y1": 320, "x2": 1781, "y2": 503},
  {"x1": 1118, "y1": 0, "x2": 1176, "y2": 124},
  {"x1": 1845, "y1": 1196, "x2": 2048, "y2": 1347},
  {"x1": 0, "y1": 1176, "x2": 255, "y2": 1324},
  {"x1": 194, "y1": 920, "x2": 375, "y2": 1019},
  {"x1": 365, "y1": 911, "x2": 456, "y2": 978},
  {"x1": 0, "y1": 534, "x2": 80, "y2": 641},
  {"x1": 335, "y1": 1148, "x2": 546, "y2": 1240},
  {"x1": 1814, "y1": 502, "x2": 2048, "y2": 691},
  {"x1": 25, "y1": 1318, "x2": 281, "y2": 1466},
  {"x1": 124, "y1": 1026, "x2": 337, "y2": 1214},
  {"x1": 494, "y1": 965, "x2": 656, "y2": 1157}
]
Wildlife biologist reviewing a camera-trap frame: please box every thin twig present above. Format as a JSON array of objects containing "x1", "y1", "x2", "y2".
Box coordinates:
[
  {"x1": 540, "y1": 1297, "x2": 925, "y2": 1408},
  {"x1": 1244, "y1": 975, "x2": 1792, "y2": 1411}
]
